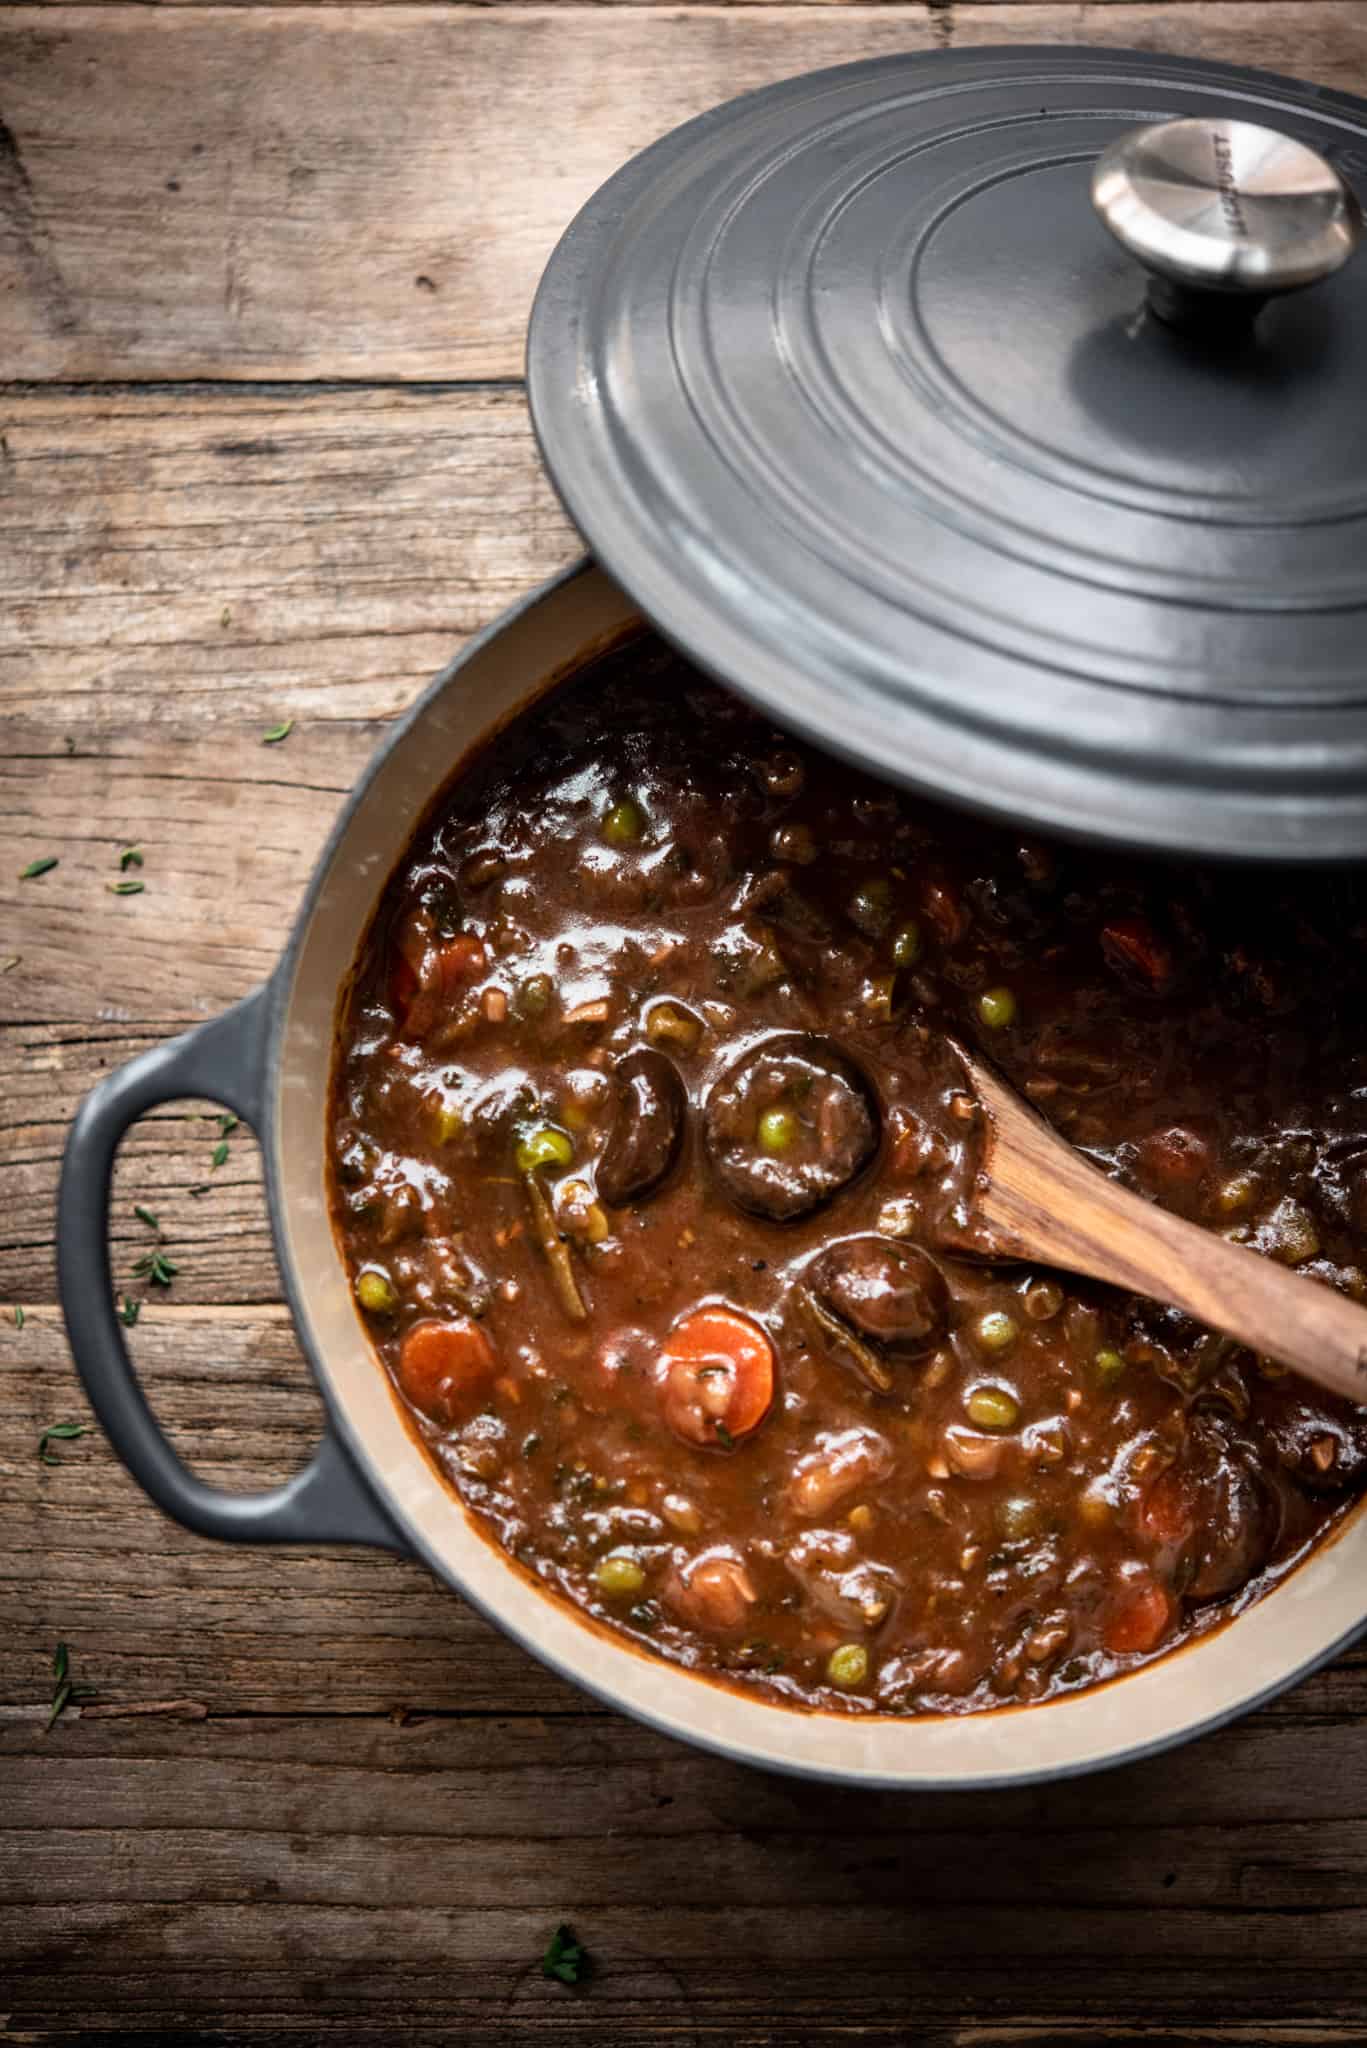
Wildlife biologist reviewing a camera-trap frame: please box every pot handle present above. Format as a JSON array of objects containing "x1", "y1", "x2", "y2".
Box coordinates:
[{"x1": 58, "y1": 985, "x2": 407, "y2": 1552}]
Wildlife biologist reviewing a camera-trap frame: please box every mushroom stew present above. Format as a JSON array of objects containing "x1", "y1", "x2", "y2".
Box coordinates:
[{"x1": 328, "y1": 633, "x2": 1367, "y2": 1717}]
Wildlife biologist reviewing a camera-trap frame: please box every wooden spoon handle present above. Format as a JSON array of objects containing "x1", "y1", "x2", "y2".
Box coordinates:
[{"x1": 968, "y1": 1056, "x2": 1367, "y2": 1408}]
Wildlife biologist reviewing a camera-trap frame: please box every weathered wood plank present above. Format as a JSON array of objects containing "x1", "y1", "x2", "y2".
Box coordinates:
[
  {"x1": 0, "y1": 385, "x2": 578, "y2": 728},
  {"x1": 11, "y1": 1704, "x2": 1367, "y2": 1850},
  {"x1": 3, "y1": 6, "x2": 1365, "y2": 383},
  {"x1": 2, "y1": 1022, "x2": 284, "y2": 1303},
  {"x1": 10, "y1": 0, "x2": 1318, "y2": 9},
  {"x1": 6, "y1": 1707, "x2": 1367, "y2": 2039}
]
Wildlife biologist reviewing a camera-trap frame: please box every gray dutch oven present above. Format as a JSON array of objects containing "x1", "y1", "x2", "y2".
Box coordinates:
[{"x1": 59, "y1": 46, "x2": 1367, "y2": 1788}]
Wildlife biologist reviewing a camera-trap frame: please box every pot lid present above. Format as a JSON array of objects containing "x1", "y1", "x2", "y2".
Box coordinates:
[{"x1": 527, "y1": 47, "x2": 1367, "y2": 861}]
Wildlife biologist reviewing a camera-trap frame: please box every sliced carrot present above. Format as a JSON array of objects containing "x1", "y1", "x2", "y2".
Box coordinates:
[
  {"x1": 397, "y1": 1316, "x2": 498, "y2": 1424},
  {"x1": 657, "y1": 1305, "x2": 775, "y2": 1449},
  {"x1": 1103, "y1": 1573, "x2": 1175, "y2": 1657},
  {"x1": 433, "y1": 932, "x2": 488, "y2": 992}
]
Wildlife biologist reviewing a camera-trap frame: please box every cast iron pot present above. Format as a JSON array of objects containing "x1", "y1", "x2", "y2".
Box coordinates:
[{"x1": 59, "y1": 562, "x2": 1367, "y2": 1789}]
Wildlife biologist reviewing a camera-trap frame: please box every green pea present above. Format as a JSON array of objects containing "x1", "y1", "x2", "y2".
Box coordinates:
[
  {"x1": 516, "y1": 973, "x2": 553, "y2": 1018},
  {"x1": 1094, "y1": 1347, "x2": 1126, "y2": 1385},
  {"x1": 891, "y1": 921, "x2": 922, "y2": 967},
  {"x1": 355, "y1": 1268, "x2": 397, "y2": 1316},
  {"x1": 1023, "y1": 1279, "x2": 1063, "y2": 1322},
  {"x1": 978, "y1": 986, "x2": 1017, "y2": 1031},
  {"x1": 966, "y1": 1384, "x2": 1020, "y2": 1431},
  {"x1": 602, "y1": 798, "x2": 645, "y2": 847},
  {"x1": 826, "y1": 1642, "x2": 870, "y2": 1689},
  {"x1": 848, "y1": 878, "x2": 892, "y2": 936},
  {"x1": 976, "y1": 1310, "x2": 1018, "y2": 1354},
  {"x1": 427, "y1": 1096, "x2": 464, "y2": 1146},
  {"x1": 995, "y1": 1495, "x2": 1041, "y2": 1542},
  {"x1": 758, "y1": 1105, "x2": 799, "y2": 1154},
  {"x1": 595, "y1": 1552, "x2": 646, "y2": 1598},
  {"x1": 516, "y1": 1125, "x2": 574, "y2": 1174}
]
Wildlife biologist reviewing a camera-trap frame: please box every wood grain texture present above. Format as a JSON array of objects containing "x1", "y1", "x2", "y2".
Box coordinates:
[
  {"x1": 8, "y1": 3, "x2": 1367, "y2": 2038},
  {"x1": 0, "y1": 385, "x2": 578, "y2": 729},
  {"x1": 8, "y1": 1689, "x2": 1367, "y2": 2038},
  {"x1": 2, "y1": 6, "x2": 1365, "y2": 382},
  {"x1": 3, "y1": 1023, "x2": 281, "y2": 1303}
]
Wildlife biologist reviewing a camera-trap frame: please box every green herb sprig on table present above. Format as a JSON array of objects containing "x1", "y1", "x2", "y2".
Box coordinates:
[
  {"x1": 541, "y1": 1923, "x2": 590, "y2": 1986},
  {"x1": 262, "y1": 719, "x2": 294, "y2": 745},
  {"x1": 19, "y1": 856, "x2": 58, "y2": 880},
  {"x1": 133, "y1": 1251, "x2": 178, "y2": 1288},
  {"x1": 109, "y1": 846, "x2": 146, "y2": 893},
  {"x1": 132, "y1": 1194, "x2": 177, "y2": 1287},
  {"x1": 38, "y1": 1422, "x2": 88, "y2": 1465},
  {"x1": 47, "y1": 1642, "x2": 97, "y2": 1732}
]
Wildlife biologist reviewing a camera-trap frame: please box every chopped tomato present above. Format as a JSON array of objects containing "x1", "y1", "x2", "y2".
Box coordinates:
[
  {"x1": 1136, "y1": 1124, "x2": 1212, "y2": 1194},
  {"x1": 391, "y1": 915, "x2": 489, "y2": 1037},
  {"x1": 658, "y1": 1305, "x2": 775, "y2": 1449},
  {"x1": 390, "y1": 946, "x2": 420, "y2": 1022},
  {"x1": 1103, "y1": 1573, "x2": 1175, "y2": 1657},
  {"x1": 920, "y1": 877, "x2": 966, "y2": 946},
  {"x1": 1100, "y1": 915, "x2": 1174, "y2": 994},
  {"x1": 397, "y1": 1315, "x2": 498, "y2": 1423},
  {"x1": 1139, "y1": 1469, "x2": 1193, "y2": 1549},
  {"x1": 433, "y1": 931, "x2": 488, "y2": 990}
]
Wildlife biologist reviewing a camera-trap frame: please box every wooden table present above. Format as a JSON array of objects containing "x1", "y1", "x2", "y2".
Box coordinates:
[{"x1": 6, "y1": 4, "x2": 1367, "y2": 2040}]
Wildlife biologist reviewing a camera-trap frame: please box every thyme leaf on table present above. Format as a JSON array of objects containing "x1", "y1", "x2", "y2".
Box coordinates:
[
  {"x1": 541, "y1": 1924, "x2": 590, "y2": 1986},
  {"x1": 47, "y1": 1642, "x2": 97, "y2": 1732},
  {"x1": 132, "y1": 1251, "x2": 178, "y2": 1288},
  {"x1": 38, "y1": 1422, "x2": 88, "y2": 1465}
]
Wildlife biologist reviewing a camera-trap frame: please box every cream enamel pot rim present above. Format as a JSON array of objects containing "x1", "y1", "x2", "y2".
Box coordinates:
[{"x1": 58, "y1": 558, "x2": 1367, "y2": 1791}]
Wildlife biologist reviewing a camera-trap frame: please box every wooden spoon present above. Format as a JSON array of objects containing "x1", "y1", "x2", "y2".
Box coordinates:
[{"x1": 962, "y1": 1047, "x2": 1367, "y2": 1408}]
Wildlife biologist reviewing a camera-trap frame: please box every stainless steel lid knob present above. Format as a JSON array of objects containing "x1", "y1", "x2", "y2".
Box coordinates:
[{"x1": 1093, "y1": 117, "x2": 1362, "y2": 336}]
